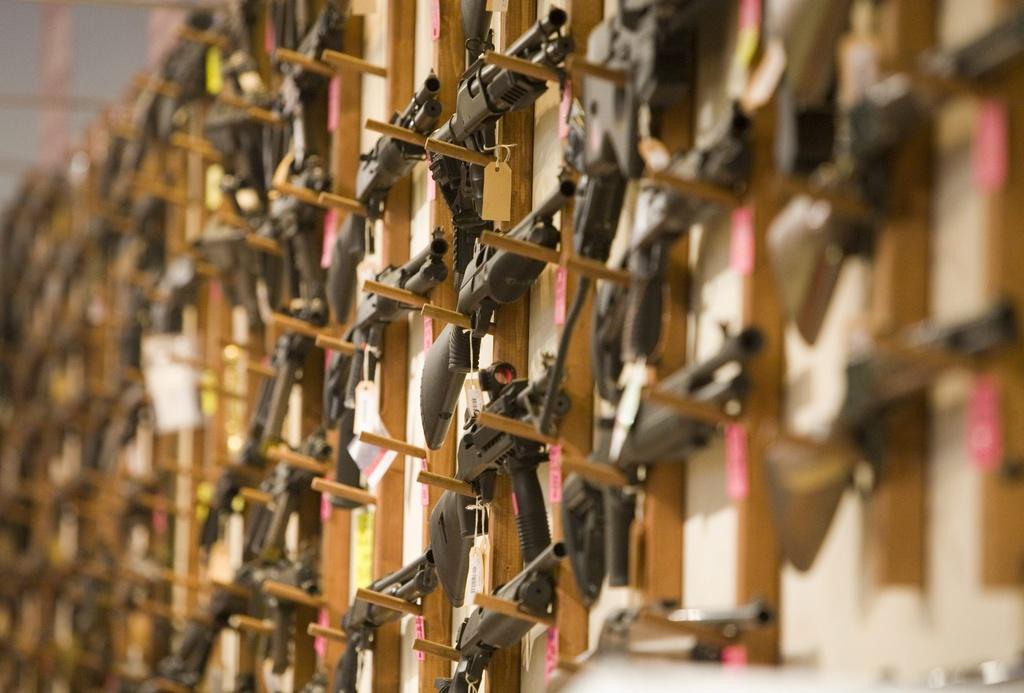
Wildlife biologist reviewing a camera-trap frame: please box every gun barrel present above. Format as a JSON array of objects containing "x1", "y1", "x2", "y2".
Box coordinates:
[
  {"x1": 665, "y1": 599, "x2": 772, "y2": 629},
  {"x1": 510, "y1": 178, "x2": 576, "y2": 240},
  {"x1": 505, "y1": 8, "x2": 567, "y2": 59}
]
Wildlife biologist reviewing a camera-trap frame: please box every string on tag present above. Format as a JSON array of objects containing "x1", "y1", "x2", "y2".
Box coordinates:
[{"x1": 481, "y1": 142, "x2": 516, "y2": 169}]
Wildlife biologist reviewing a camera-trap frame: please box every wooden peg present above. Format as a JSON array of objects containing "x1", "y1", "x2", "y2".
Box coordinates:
[
  {"x1": 214, "y1": 208, "x2": 249, "y2": 229},
  {"x1": 269, "y1": 312, "x2": 325, "y2": 338},
  {"x1": 246, "y1": 362, "x2": 276, "y2": 378},
  {"x1": 564, "y1": 255, "x2": 631, "y2": 286},
  {"x1": 273, "y1": 180, "x2": 327, "y2": 207},
  {"x1": 321, "y1": 49, "x2": 388, "y2": 78},
  {"x1": 159, "y1": 569, "x2": 206, "y2": 592},
  {"x1": 262, "y1": 580, "x2": 325, "y2": 609},
  {"x1": 483, "y1": 51, "x2": 561, "y2": 83},
  {"x1": 245, "y1": 233, "x2": 284, "y2": 256},
  {"x1": 317, "y1": 190, "x2": 366, "y2": 214},
  {"x1": 473, "y1": 593, "x2": 555, "y2": 628},
  {"x1": 358, "y1": 431, "x2": 427, "y2": 459},
  {"x1": 560, "y1": 457, "x2": 629, "y2": 488},
  {"x1": 475, "y1": 411, "x2": 560, "y2": 447},
  {"x1": 642, "y1": 389, "x2": 737, "y2": 426},
  {"x1": 314, "y1": 333, "x2": 358, "y2": 355},
  {"x1": 308, "y1": 622, "x2": 348, "y2": 643},
  {"x1": 169, "y1": 132, "x2": 222, "y2": 162},
  {"x1": 239, "y1": 487, "x2": 273, "y2": 506},
  {"x1": 311, "y1": 477, "x2": 377, "y2": 507},
  {"x1": 420, "y1": 303, "x2": 472, "y2": 330},
  {"x1": 365, "y1": 119, "x2": 428, "y2": 148},
  {"x1": 412, "y1": 638, "x2": 460, "y2": 662},
  {"x1": 217, "y1": 92, "x2": 282, "y2": 125},
  {"x1": 273, "y1": 48, "x2": 334, "y2": 78},
  {"x1": 362, "y1": 279, "x2": 430, "y2": 308},
  {"x1": 415, "y1": 470, "x2": 476, "y2": 498},
  {"x1": 567, "y1": 57, "x2": 629, "y2": 86},
  {"x1": 479, "y1": 230, "x2": 560, "y2": 265},
  {"x1": 355, "y1": 588, "x2": 423, "y2": 617},
  {"x1": 267, "y1": 446, "x2": 329, "y2": 475},
  {"x1": 229, "y1": 614, "x2": 275, "y2": 635},
  {"x1": 209, "y1": 578, "x2": 253, "y2": 599},
  {"x1": 644, "y1": 170, "x2": 742, "y2": 208},
  {"x1": 177, "y1": 25, "x2": 228, "y2": 49},
  {"x1": 424, "y1": 138, "x2": 495, "y2": 168}
]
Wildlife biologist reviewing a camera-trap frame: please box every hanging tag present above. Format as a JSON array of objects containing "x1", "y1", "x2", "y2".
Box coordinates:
[
  {"x1": 320, "y1": 492, "x2": 332, "y2": 522},
  {"x1": 264, "y1": 18, "x2": 275, "y2": 53},
  {"x1": 353, "y1": 379, "x2": 380, "y2": 436},
  {"x1": 205, "y1": 163, "x2": 224, "y2": 212},
  {"x1": 427, "y1": 167, "x2": 436, "y2": 202},
  {"x1": 545, "y1": 627, "x2": 559, "y2": 683},
  {"x1": 973, "y1": 100, "x2": 1008, "y2": 194},
  {"x1": 723, "y1": 644, "x2": 748, "y2": 668},
  {"x1": 314, "y1": 609, "x2": 329, "y2": 658},
  {"x1": 735, "y1": 0, "x2": 761, "y2": 68},
  {"x1": 548, "y1": 445, "x2": 563, "y2": 503},
  {"x1": 420, "y1": 460, "x2": 431, "y2": 506},
  {"x1": 327, "y1": 76, "x2": 341, "y2": 133},
  {"x1": 486, "y1": 0, "x2": 508, "y2": 12},
  {"x1": 725, "y1": 423, "x2": 749, "y2": 500},
  {"x1": 321, "y1": 209, "x2": 338, "y2": 268},
  {"x1": 414, "y1": 616, "x2": 426, "y2": 661},
  {"x1": 553, "y1": 267, "x2": 568, "y2": 327},
  {"x1": 354, "y1": 508, "x2": 375, "y2": 588},
  {"x1": 609, "y1": 360, "x2": 648, "y2": 460},
  {"x1": 205, "y1": 46, "x2": 223, "y2": 95},
  {"x1": 142, "y1": 334, "x2": 203, "y2": 433},
  {"x1": 422, "y1": 317, "x2": 434, "y2": 351},
  {"x1": 558, "y1": 80, "x2": 573, "y2": 141},
  {"x1": 465, "y1": 544, "x2": 485, "y2": 605},
  {"x1": 481, "y1": 160, "x2": 512, "y2": 222},
  {"x1": 730, "y1": 206, "x2": 755, "y2": 276},
  {"x1": 151, "y1": 508, "x2": 168, "y2": 536},
  {"x1": 430, "y1": 0, "x2": 441, "y2": 41},
  {"x1": 352, "y1": 0, "x2": 377, "y2": 14},
  {"x1": 968, "y1": 375, "x2": 1002, "y2": 472},
  {"x1": 464, "y1": 372, "x2": 484, "y2": 415},
  {"x1": 365, "y1": 449, "x2": 399, "y2": 491}
]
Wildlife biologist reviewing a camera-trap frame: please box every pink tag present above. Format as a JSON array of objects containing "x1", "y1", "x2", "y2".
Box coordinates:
[
  {"x1": 264, "y1": 19, "x2": 275, "y2": 54},
  {"x1": 722, "y1": 644, "x2": 748, "y2": 668},
  {"x1": 208, "y1": 280, "x2": 223, "y2": 306},
  {"x1": 968, "y1": 375, "x2": 1002, "y2": 472},
  {"x1": 553, "y1": 267, "x2": 568, "y2": 327},
  {"x1": 314, "y1": 609, "x2": 328, "y2": 658},
  {"x1": 730, "y1": 206, "x2": 755, "y2": 276},
  {"x1": 973, "y1": 100, "x2": 1008, "y2": 193},
  {"x1": 558, "y1": 80, "x2": 572, "y2": 141},
  {"x1": 320, "y1": 492, "x2": 332, "y2": 522},
  {"x1": 427, "y1": 167, "x2": 436, "y2": 202},
  {"x1": 738, "y1": 0, "x2": 761, "y2": 29},
  {"x1": 725, "y1": 423, "x2": 749, "y2": 500},
  {"x1": 548, "y1": 444, "x2": 562, "y2": 503},
  {"x1": 420, "y1": 460, "x2": 431, "y2": 506},
  {"x1": 327, "y1": 76, "x2": 341, "y2": 133},
  {"x1": 429, "y1": 0, "x2": 440, "y2": 41},
  {"x1": 545, "y1": 627, "x2": 560, "y2": 683},
  {"x1": 321, "y1": 209, "x2": 338, "y2": 268},
  {"x1": 511, "y1": 491, "x2": 519, "y2": 517},
  {"x1": 422, "y1": 316, "x2": 434, "y2": 351},
  {"x1": 415, "y1": 616, "x2": 426, "y2": 661},
  {"x1": 152, "y1": 509, "x2": 168, "y2": 535}
]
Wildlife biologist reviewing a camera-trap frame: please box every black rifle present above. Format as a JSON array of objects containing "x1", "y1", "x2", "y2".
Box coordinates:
[
  {"x1": 439, "y1": 542, "x2": 565, "y2": 693},
  {"x1": 419, "y1": 178, "x2": 575, "y2": 449},
  {"x1": 563, "y1": 327, "x2": 763, "y2": 604},
  {"x1": 323, "y1": 230, "x2": 448, "y2": 505},
  {"x1": 263, "y1": 557, "x2": 321, "y2": 675},
  {"x1": 766, "y1": 300, "x2": 1017, "y2": 571},
  {"x1": 327, "y1": 75, "x2": 443, "y2": 322},
  {"x1": 332, "y1": 551, "x2": 438, "y2": 693},
  {"x1": 194, "y1": 225, "x2": 265, "y2": 329}
]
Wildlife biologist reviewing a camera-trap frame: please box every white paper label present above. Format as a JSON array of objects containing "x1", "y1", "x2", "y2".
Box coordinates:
[
  {"x1": 464, "y1": 533, "x2": 491, "y2": 606},
  {"x1": 353, "y1": 379, "x2": 379, "y2": 436},
  {"x1": 142, "y1": 334, "x2": 203, "y2": 433},
  {"x1": 464, "y1": 373, "x2": 484, "y2": 415}
]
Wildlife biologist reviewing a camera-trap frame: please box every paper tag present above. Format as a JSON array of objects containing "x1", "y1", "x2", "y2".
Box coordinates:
[
  {"x1": 430, "y1": 0, "x2": 440, "y2": 41},
  {"x1": 609, "y1": 360, "x2": 648, "y2": 460},
  {"x1": 725, "y1": 423, "x2": 749, "y2": 500},
  {"x1": 205, "y1": 46, "x2": 223, "y2": 95},
  {"x1": 205, "y1": 163, "x2": 224, "y2": 212},
  {"x1": 464, "y1": 373, "x2": 484, "y2": 415},
  {"x1": 973, "y1": 100, "x2": 1008, "y2": 194},
  {"x1": 486, "y1": 0, "x2": 508, "y2": 12},
  {"x1": 352, "y1": 0, "x2": 377, "y2": 14},
  {"x1": 730, "y1": 206, "x2": 755, "y2": 276},
  {"x1": 420, "y1": 460, "x2": 431, "y2": 506},
  {"x1": 465, "y1": 534, "x2": 491, "y2": 604},
  {"x1": 481, "y1": 161, "x2": 512, "y2": 222},
  {"x1": 723, "y1": 644, "x2": 748, "y2": 668},
  {"x1": 320, "y1": 492, "x2": 331, "y2": 522},
  {"x1": 353, "y1": 379, "x2": 380, "y2": 436},
  {"x1": 554, "y1": 267, "x2": 568, "y2": 327},
  {"x1": 264, "y1": 18, "x2": 275, "y2": 53},
  {"x1": 327, "y1": 76, "x2": 341, "y2": 133},
  {"x1": 735, "y1": 0, "x2": 761, "y2": 69},
  {"x1": 365, "y1": 449, "x2": 399, "y2": 491},
  {"x1": 548, "y1": 444, "x2": 562, "y2": 503},
  {"x1": 414, "y1": 616, "x2": 426, "y2": 661},
  {"x1": 427, "y1": 167, "x2": 436, "y2": 202},
  {"x1": 142, "y1": 334, "x2": 203, "y2": 433},
  {"x1": 968, "y1": 375, "x2": 1002, "y2": 472},
  {"x1": 422, "y1": 316, "x2": 433, "y2": 351},
  {"x1": 321, "y1": 209, "x2": 338, "y2": 268},
  {"x1": 152, "y1": 509, "x2": 168, "y2": 536},
  {"x1": 545, "y1": 627, "x2": 559, "y2": 683},
  {"x1": 559, "y1": 80, "x2": 572, "y2": 141},
  {"x1": 354, "y1": 508, "x2": 375, "y2": 588},
  {"x1": 314, "y1": 609, "x2": 329, "y2": 658}
]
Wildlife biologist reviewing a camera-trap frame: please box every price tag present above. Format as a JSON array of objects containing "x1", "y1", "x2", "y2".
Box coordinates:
[
  {"x1": 205, "y1": 46, "x2": 223, "y2": 95},
  {"x1": 725, "y1": 423, "x2": 749, "y2": 500},
  {"x1": 142, "y1": 334, "x2": 204, "y2": 433},
  {"x1": 730, "y1": 206, "x2": 755, "y2": 276},
  {"x1": 353, "y1": 379, "x2": 380, "y2": 436},
  {"x1": 414, "y1": 616, "x2": 426, "y2": 661},
  {"x1": 320, "y1": 492, "x2": 331, "y2": 522},
  {"x1": 481, "y1": 161, "x2": 512, "y2": 222},
  {"x1": 152, "y1": 509, "x2": 168, "y2": 536},
  {"x1": 464, "y1": 372, "x2": 484, "y2": 415},
  {"x1": 264, "y1": 18, "x2": 275, "y2": 53},
  {"x1": 465, "y1": 533, "x2": 491, "y2": 605},
  {"x1": 354, "y1": 508, "x2": 375, "y2": 588},
  {"x1": 548, "y1": 444, "x2": 562, "y2": 503},
  {"x1": 352, "y1": 0, "x2": 377, "y2": 14},
  {"x1": 420, "y1": 459, "x2": 431, "y2": 506},
  {"x1": 422, "y1": 316, "x2": 434, "y2": 351},
  {"x1": 735, "y1": 0, "x2": 761, "y2": 68},
  {"x1": 205, "y1": 163, "x2": 224, "y2": 212},
  {"x1": 973, "y1": 100, "x2": 1008, "y2": 194},
  {"x1": 554, "y1": 267, "x2": 568, "y2": 327},
  {"x1": 545, "y1": 627, "x2": 559, "y2": 683},
  {"x1": 968, "y1": 375, "x2": 1002, "y2": 472},
  {"x1": 430, "y1": 0, "x2": 441, "y2": 41},
  {"x1": 558, "y1": 79, "x2": 572, "y2": 141},
  {"x1": 723, "y1": 644, "x2": 748, "y2": 668},
  {"x1": 314, "y1": 609, "x2": 329, "y2": 658},
  {"x1": 327, "y1": 76, "x2": 341, "y2": 133},
  {"x1": 321, "y1": 209, "x2": 338, "y2": 268}
]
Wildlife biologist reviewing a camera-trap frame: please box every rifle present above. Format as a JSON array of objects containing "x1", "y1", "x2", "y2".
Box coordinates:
[
  {"x1": 263, "y1": 556, "x2": 321, "y2": 675},
  {"x1": 419, "y1": 178, "x2": 575, "y2": 449},
  {"x1": 562, "y1": 328, "x2": 763, "y2": 604},
  {"x1": 194, "y1": 225, "x2": 265, "y2": 329},
  {"x1": 439, "y1": 541, "x2": 565, "y2": 693},
  {"x1": 332, "y1": 551, "x2": 438, "y2": 693},
  {"x1": 766, "y1": 300, "x2": 1017, "y2": 571},
  {"x1": 323, "y1": 229, "x2": 448, "y2": 504},
  {"x1": 326, "y1": 74, "x2": 443, "y2": 322}
]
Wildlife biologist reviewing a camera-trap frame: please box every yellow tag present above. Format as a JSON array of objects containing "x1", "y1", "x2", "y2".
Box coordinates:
[
  {"x1": 481, "y1": 161, "x2": 512, "y2": 222},
  {"x1": 231, "y1": 494, "x2": 245, "y2": 513},
  {"x1": 206, "y1": 46, "x2": 223, "y2": 95},
  {"x1": 354, "y1": 508, "x2": 375, "y2": 588},
  {"x1": 734, "y1": 27, "x2": 759, "y2": 71},
  {"x1": 205, "y1": 163, "x2": 224, "y2": 212},
  {"x1": 352, "y1": 0, "x2": 377, "y2": 14},
  {"x1": 200, "y1": 370, "x2": 218, "y2": 415}
]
